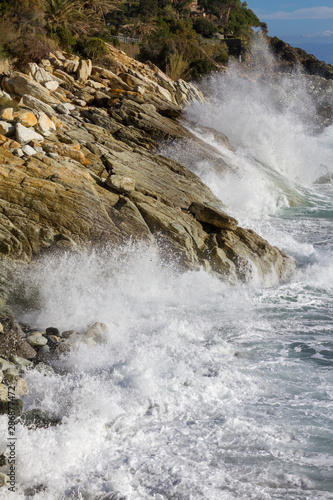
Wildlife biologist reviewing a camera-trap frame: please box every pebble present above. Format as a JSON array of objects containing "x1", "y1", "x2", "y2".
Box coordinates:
[
  {"x1": 0, "y1": 473, "x2": 9, "y2": 487},
  {"x1": 9, "y1": 356, "x2": 33, "y2": 369},
  {"x1": 26, "y1": 334, "x2": 48, "y2": 347}
]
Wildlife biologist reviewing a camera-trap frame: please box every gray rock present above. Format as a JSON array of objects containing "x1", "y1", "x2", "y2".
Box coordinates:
[
  {"x1": 26, "y1": 334, "x2": 48, "y2": 347},
  {"x1": 20, "y1": 408, "x2": 61, "y2": 428},
  {"x1": 22, "y1": 94, "x2": 55, "y2": 117},
  {"x1": 21, "y1": 145, "x2": 36, "y2": 156}
]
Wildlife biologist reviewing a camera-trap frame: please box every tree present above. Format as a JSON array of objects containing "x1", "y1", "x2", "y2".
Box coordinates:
[{"x1": 44, "y1": 0, "x2": 85, "y2": 31}]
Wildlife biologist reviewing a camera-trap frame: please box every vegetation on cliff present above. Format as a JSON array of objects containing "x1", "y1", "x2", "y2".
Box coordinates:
[{"x1": 0, "y1": 0, "x2": 262, "y2": 80}]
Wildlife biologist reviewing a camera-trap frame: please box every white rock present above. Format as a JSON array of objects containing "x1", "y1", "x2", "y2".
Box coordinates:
[
  {"x1": 0, "y1": 121, "x2": 15, "y2": 136},
  {"x1": 21, "y1": 145, "x2": 36, "y2": 156},
  {"x1": 15, "y1": 123, "x2": 44, "y2": 145},
  {"x1": 106, "y1": 175, "x2": 136, "y2": 193},
  {"x1": 0, "y1": 473, "x2": 9, "y2": 487},
  {"x1": 36, "y1": 111, "x2": 56, "y2": 135},
  {"x1": 44, "y1": 80, "x2": 59, "y2": 91},
  {"x1": 86, "y1": 79, "x2": 105, "y2": 90},
  {"x1": 73, "y1": 99, "x2": 87, "y2": 107},
  {"x1": 28, "y1": 62, "x2": 54, "y2": 84}
]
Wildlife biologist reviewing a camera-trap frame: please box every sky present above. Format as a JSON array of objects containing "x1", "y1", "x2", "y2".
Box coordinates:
[{"x1": 249, "y1": 1, "x2": 333, "y2": 65}]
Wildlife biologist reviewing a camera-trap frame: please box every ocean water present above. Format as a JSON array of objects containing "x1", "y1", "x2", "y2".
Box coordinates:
[{"x1": 1, "y1": 48, "x2": 333, "y2": 499}]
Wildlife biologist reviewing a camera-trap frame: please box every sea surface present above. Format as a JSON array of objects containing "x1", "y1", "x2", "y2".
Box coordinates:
[{"x1": 1, "y1": 44, "x2": 333, "y2": 499}]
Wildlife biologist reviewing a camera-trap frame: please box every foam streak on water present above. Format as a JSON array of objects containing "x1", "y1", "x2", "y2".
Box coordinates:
[{"x1": 1, "y1": 40, "x2": 333, "y2": 499}]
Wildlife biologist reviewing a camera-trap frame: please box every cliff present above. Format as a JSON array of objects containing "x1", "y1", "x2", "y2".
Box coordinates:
[{"x1": 0, "y1": 44, "x2": 295, "y2": 318}]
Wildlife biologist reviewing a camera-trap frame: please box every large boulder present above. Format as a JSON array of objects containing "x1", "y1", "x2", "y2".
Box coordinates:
[{"x1": 2, "y1": 73, "x2": 60, "y2": 105}]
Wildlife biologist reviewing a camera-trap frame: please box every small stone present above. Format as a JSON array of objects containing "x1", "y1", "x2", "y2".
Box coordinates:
[
  {"x1": 0, "y1": 370, "x2": 3, "y2": 383},
  {"x1": 44, "y1": 80, "x2": 59, "y2": 91},
  {"x1": 16, "y1": 340, "x2": 37, "y2": 360},
  {"x1": 15, "y1": 148, "x2": 24, "y2": 157},
  {"x1": 21, "y1": 145, "x2": 36, "y2": 156},
  {"x1": 0, "y1": 358, "x2": 16, "y2": 371},
  {"x1": 61, "y1": 329, "x2": 80, "y2": 339},
  {"x1": 56, "y1": 103, "x2": 76, "y2": 114},
  {"x1": 9, "y1": 356, "x2": 33, "y2": 369},
  {"x1": 14, "y1": 377, "x2": 28, "y2": 396},
  {"x1": 20, "y1": 408, "x2": 61, "y2": 428},
  {"x1": 73, "y1": 99, "x2": 87, "y2": 107},
  {"x1": 34, "y1": 363, "x2": 54, "y2": 375},
  {"x1": 0, "y1": 473, "x2": 9, "y2": 487},
  {"x1": 0, "y1": 398, "x2": 23, "y2": 416},
  {"x1": 3, "y1": 368, "x2": 20, "y2": 384},
  {"x1": 37, "y1": 345, "x2": 50, "y2": 354},
  {"x1": 45, "y1": 327, "x2": 60, "y2": 336},
  {"x1": 0, "y1": 108, "x2": 13, "y2": 121},
  {"x1": 0, "y1": 384, "x2": 8, "y2": 402},
  {"x1": 0, "y1": 323, "x2": 3, "y2": 334},
  {"x1": 106, "y1": 175, "x2": 136, "y2": 194},
  {"x1": 85, "y1": 322, "x2": 108, "y2": 344},
  {"x1": 17, "y1": 111, "x2": 38, "y2": 127},
  {"x1": 16, "y1": 123, "x2": 44, "y2": 145},
  {"x1": 77, "y1": 59, "x2": 92, "y2": 83},
  {"x1": 0, "y1": 121, "x2": 15, "y2": 136},
  {"x1": 36, "y1": 111, "x2": 57, "y2": 135},
  {"x1": 26, "y1": 334, "x2": 48, "y2": 347}
]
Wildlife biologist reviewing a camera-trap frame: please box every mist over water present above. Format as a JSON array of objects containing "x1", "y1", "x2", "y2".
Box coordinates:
[{"x1": 1, "y1": 40, "x2": 333, "y2": 499}]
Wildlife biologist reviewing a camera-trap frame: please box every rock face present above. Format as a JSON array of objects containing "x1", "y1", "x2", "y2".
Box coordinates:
[{"x1": 0, "y1": 46, "x2": 295, "y2": 299}]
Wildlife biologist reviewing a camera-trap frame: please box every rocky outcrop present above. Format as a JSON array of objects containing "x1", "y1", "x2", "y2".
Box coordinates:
[{"x1": 0, "y1": 46, "x2": 294, "y2": 303}]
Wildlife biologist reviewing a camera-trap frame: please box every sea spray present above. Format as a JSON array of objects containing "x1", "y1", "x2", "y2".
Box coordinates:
[
  {"x1": 0, "y1": 39, "x2": 333, "y2": 500},
  {"x1": 161, "y1": 37, "x2": 333, "y2": 223},
  {"x1": 1, "y1": 239, "x2": 333, "y2": 499}
]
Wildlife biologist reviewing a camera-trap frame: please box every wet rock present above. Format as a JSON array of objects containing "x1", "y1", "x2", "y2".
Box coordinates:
[
  {"x1": 85, "y1": 322, "x2": 108, "y2": 343},
  {"x1": 20, "y1": 408, "x2": 61, "y2": 428},
  {"x1": 9, "y1": 356, "x2": 33, "y2": 369},
  {"x1": 45, "y1": 327, "x2": 60, "y2": 336},
  {"x1": 0, "y1": 473, "x2": 9, "y2": 487},
  {"x1": 26, "y1": 333, "x2": 48, "y2": 348},
  {"x1": 189, "y1": 202, "x2": 238, "y2": 230},
  {"x1": 0, "y1": 398, "x2": 23, "y2": 416}
]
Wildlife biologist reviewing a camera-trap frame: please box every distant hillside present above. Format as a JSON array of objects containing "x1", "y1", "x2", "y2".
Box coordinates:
[{"x1": 269, "y1": 36, "x2": 333, "y2": 80}]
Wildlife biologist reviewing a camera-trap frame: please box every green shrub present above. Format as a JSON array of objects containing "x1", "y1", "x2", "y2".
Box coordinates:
[
  {"x1": 0, "y1": 96, "x2": 19, "y2": 111},
  {"x1": 85, "y1": 38, "x2": 109, "y2": 59},
  {"x1": 48, "y1": 25, "x2": 77, "y2": 51},
  {"x1": 166, "y1": 50, "x2": 189, "y2": 80},
  {"x1": 189, "y1": 58, "x2": 216, "y2": 80},
  {"x1": 193, "y1": 18, "x2": 217, "y2": 38},
  {"x1": 213, "y1": 42, "x2": 229, "y2": 64}
]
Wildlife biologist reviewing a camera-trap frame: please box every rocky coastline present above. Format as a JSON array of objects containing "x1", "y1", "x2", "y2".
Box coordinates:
[{"x1": 0, "y1": 43, "x2": 297, "y2": 487}]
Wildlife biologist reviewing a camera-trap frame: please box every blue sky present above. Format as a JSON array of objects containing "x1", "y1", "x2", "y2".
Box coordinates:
[{"x1": 249, "y1": 1, "x2": 333, "y2": 64}]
